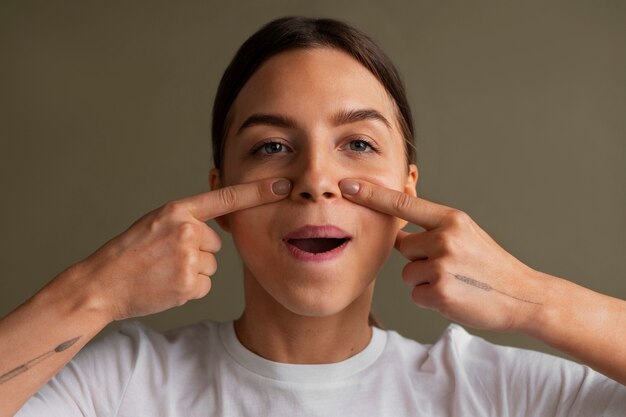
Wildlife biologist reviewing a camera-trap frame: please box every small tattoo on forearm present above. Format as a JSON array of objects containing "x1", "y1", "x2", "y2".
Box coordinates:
[
  {"x1": 450, "y1": 273, "x2": 543, "y2": 305},
  {"x1": 0, "y1": 336, "x2": 81, "y2": 384}
]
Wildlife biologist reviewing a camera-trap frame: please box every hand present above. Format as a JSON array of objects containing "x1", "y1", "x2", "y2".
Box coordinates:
[
  {"x1": 339, "y1": 179, "x2": 545, "y2": 332},
  {"x1": 71, "y1": 178, "x2": 291, "y2": 322}
]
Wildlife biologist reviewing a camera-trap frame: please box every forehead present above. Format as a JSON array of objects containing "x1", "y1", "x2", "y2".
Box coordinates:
[{"x1": 228, "y1": 47, "x2": 398, "y2": 133}]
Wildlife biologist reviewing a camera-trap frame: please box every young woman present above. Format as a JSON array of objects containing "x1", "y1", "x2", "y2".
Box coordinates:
[{"x1": 3, "y1": 16, "x2": 625, "y2": 416}]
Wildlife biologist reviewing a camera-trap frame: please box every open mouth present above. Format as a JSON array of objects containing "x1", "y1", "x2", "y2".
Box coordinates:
[
  {"x1": 283, "y1": 225, "x2": 352, "y2": 261},
  {"x1": 286, "y1": 238, "x2": 350, "y2": 254}
]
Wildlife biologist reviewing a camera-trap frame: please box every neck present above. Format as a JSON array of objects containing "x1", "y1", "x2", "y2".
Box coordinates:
[{"x1": 234, "y1": 266, "x2": 374, "y2": 364}]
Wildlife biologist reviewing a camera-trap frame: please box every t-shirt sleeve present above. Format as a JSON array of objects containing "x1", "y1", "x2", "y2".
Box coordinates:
[
  {"x1": 15, "y1": 321, "x2": 142, "y2": 417},
  {"x1": 444, "y1": 324, "x2": 626, "y2": 417}
]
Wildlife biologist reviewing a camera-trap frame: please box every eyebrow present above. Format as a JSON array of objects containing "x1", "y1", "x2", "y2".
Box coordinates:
[
  {"x1": 236, "y1": 113, "x2": 298, "y2": 134},
  {"x1": 236, "y1": 108, "x2": 392, "y2": 135},
  {"x1": 332, "y1": 108, "x2": 392, "y2": 130}
]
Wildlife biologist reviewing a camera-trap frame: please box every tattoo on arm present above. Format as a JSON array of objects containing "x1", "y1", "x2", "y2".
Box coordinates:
[
  {"x1": 0, "y1": 336, "x2": 81, "y2": 385},
  {"x1": 450, "y1": 273, "x2": 543, "y2": 305}
]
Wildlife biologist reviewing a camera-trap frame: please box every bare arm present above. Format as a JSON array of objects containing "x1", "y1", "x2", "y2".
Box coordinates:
[
  {"x1": 520, "y1": 269, "x2": 626, "y2": 385},
  {"x1": 339, "y1": 178, "x2": 626, "y2": 385},
  {"x1": 0, "y1": 178, "x2": 290, "y2": 417},
  {"x1": 0, "y1": 265, "x2": 110, "y2": 416}
]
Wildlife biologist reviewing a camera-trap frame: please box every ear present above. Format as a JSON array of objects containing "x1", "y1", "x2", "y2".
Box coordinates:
[
  {"x1": 404, "y1": 163, "x2": 418, "y2": 197},
  {"x1": 208, "y1": 168, "x2": 232, "y2": 233},
  {"x1": 396, "y1": 163, "x2": 419, "y2": 230}
]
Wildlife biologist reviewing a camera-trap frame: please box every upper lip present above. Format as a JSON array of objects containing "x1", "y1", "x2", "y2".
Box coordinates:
[{"x1": 283, "y1": 225, "x2": 352, "y2": 240}]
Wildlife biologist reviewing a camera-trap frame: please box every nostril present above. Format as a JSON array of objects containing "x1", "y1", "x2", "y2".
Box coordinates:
[{"x1": 297, "y1": 191, "x2": 336, "y2": 200}]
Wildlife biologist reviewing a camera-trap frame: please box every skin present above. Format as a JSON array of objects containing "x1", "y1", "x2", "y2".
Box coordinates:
[
  {"x1": 0, "y1": 178, "x2": 291, "y2": 415},
  {"x1": 1, "y1": 42, "x2": 625, "y2": 417},
  {"x1": 337, "y1": 178, "x2": 626, "y2": 385},
  {"x1": 210, "y1": 47, "x2": 626, "y2": 380},
  {"x1": 208, "y1": 47, "x2": 531, "y2": 362},
  {"x1": 210, "y1": 48, "x2": 418, "y2": 363}
]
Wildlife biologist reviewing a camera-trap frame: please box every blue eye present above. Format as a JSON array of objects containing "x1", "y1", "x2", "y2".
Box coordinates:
[
  {"x1": 349, "y1": 138, "x2": 378, "y2": 153},
  {"x1": 252, "y1": 140, "x2": 287, "y2": 155},
  {"x1": 263, "y1": 142, "x2": 283, "y2": 154}
]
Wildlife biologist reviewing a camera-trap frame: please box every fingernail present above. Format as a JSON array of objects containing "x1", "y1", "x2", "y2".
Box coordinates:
[
  {"x1": 339, "y1": 179, "x2": 360, "y2": 195},
  {"x1": 272, "y1": 179, "x2": 292, "y2": 195}
]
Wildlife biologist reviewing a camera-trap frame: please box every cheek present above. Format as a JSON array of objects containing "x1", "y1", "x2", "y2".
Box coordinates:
[
  {"x1": 225, "y1": 164, "x2": 272, "y2": 185},
  {"x1": 227, "y1": 205, "x2": 276, "y2": 248},
  {"x1": 226, "y1": 204, "x2": 286, "y2": 274},
  {"x1": 226, "y1": 199, "x2": 400, "y2": 270},
  {"x1": 356, "y1": 205, "x2": 401, "y2": 253}
]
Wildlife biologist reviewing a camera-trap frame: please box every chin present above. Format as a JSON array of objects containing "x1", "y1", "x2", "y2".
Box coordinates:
[
  {"x1": 241, "y1": 261, "x2": 375, "y2": 319},
  {"x1": 277, "y1": 288, "x2": 365, "y2": 318},
  {"x1": 231, "y1": 206, "x2": 398, "y2": 319}
]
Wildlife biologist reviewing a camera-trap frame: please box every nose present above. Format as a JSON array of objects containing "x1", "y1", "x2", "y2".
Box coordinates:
[{"x1": 290, "y1": 149, "x2": 341, "y2": 202}]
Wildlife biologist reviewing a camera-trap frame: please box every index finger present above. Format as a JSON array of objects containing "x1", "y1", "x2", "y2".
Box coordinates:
[
  {"x1": 339, "y1": 179, "x2": 449, "y2": 230},
  {"x1": 182, "y1": 178, "x2": 292, "y2": 222}
]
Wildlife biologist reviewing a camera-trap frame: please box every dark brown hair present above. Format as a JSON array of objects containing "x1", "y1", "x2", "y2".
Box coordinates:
[{"x1": 211, "y1": 16, "x2": 416, "y2": 173}]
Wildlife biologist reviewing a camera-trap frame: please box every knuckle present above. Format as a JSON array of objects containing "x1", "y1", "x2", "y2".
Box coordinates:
[
  {"x1": 175, "y1": 271, "x2": 196, "y2": 295},
  {"x1": 174, "y1": 293, "x2": 189, "y2": 307},
  {"x1": 401, "y1": 262, "x2": 413, "y2": 284},
  {"x1": 254, "y1": 185, "x2": 265, "y2": 202},
  {"x1": 176, "y1": 247, "x2": 197, "y2": 267},
  {"x1": 363, "y1": 184, "x2": 376, "y2": 201},
  {"x1": 201, "y1": 225, "x2": 222, "y2": 252},
  {"x1": 196, "y1": 279, "x2": 212, "y2": 299},
  {"x1": 176, "y1": 222, "x2": 197, "y2": 242},
  {"x1": 392, "y1": 192, "x2": 414, "y2": 213},
  {"x1": 410, "y1": 286, "x2": 427, "y2": 307},
  {"x1": 200, "y1": 252, "x2": 218, "y2": 276},
  {"x1": 446, "y1": 209, "x2": 471, "y2": 228},
  {"x1": 433, "y1": 231, "x2": 455, "y2": 254},
  {"x1": 436, "y1": 297, "x2": 453, "y2": 317},
  {"x1": 153, "y1": 202, "x2": 187, "y2": 231},
  {"x1": 212, "y1": 235, "x2": 223, "y2": 252},
  {"x1": 217, "y1": 187, "x2": 238, "y2": 211},
  {"x1": 162, "y1": 200, "x2": 187, "y2": 218},
  {"x1": 430, "y1": 280, "x2": 450, "y2": 309},
  {"x1": 147, "y1": 207, "x2": 172, "y2": 232},
  {"x1": 208, "y1": 256, "x2": 218, "y2": 276},
  {"x1": 429, "y1": 258, "x2": 448, "y2": 278}
]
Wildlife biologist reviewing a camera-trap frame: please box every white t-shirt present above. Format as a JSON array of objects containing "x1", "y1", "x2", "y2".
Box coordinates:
[{"x1": 17, "y1": 320, "x2": 626, "y2": 416}]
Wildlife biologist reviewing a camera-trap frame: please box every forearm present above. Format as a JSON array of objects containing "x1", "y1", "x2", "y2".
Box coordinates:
[
  {"x1": 521, "y1": 269, "x2": 626, "y2": 385},
  {"x1": 0, "y1": 264, "x2": 111, "y2": 417}
]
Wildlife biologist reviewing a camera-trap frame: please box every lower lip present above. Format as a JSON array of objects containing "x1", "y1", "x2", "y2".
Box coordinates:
[{"x1": 283, "y1": 239, "x2": 350, "y2": 262}]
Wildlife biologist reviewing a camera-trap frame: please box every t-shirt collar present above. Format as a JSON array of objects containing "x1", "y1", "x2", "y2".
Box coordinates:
[{"x1": 218, "y1": 321, "x2": 387, "y2": 383}]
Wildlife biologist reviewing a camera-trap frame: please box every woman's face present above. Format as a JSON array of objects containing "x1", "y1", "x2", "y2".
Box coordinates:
[{"x1": 211, "y1": 47, "x2": 418, "y2": 318}]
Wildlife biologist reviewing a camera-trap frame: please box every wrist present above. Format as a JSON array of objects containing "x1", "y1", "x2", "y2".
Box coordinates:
[
  {"x1": 41, "y1": 262, "x2": 114, "y2": 330},
  {"x1": 513, "y1": 267, "x2": 565, "y2": 342}
]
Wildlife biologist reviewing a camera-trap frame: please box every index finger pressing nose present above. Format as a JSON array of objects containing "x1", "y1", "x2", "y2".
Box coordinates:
[
  {"x1": 339, "y1": 179, "x2": 447, "y2": 230},
  {"x1": 183, "y1": 178, "x2": 292, "y2": 222}
]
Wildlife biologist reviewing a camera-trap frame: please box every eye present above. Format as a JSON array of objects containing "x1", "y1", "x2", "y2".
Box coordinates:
[
  {"x1": 348, "y1": 137, "x2": 380, "y2": 153},
  {"x1": 251, "y1": 140, "x2": 289, "y2": 156}
]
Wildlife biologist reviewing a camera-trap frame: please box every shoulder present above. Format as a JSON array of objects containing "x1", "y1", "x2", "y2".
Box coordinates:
[
  {"x1": 17, "y1": 320, "x2": 227, "y2": 417},
  {"x1": 383, "y1": 323, "x2": 626, "y2": 416},
  {"x1": 386, "y1": 323, "x2": 579, "y2": 370},
  {"x1": 56, "y1": 319, "x2": 220, "y2": 377},
  {"x1": 386, "y1": 322, "x2": 606, "y2": 382},
  {"x1": 75, "y1": 320, "x2": 225, "y2": 396},
  {"x1": 116, "y1": 318, "x2": 221, "y2": 346},
  {"x1": 80, "y1": 319, "x2": 223, "y2": 363}
]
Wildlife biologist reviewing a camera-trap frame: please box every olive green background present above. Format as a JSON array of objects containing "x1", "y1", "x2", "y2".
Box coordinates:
[{"x1": 1, "y1": 0, "x2": 624, "y2": 362}]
